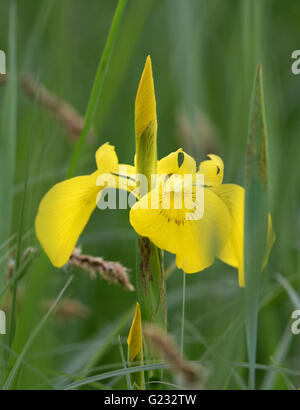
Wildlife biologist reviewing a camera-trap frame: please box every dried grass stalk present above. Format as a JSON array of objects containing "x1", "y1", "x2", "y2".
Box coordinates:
[
  {"x1": 144, "y1": 324, "x2": 203, "y2": 386},
  {"x1": 21, "y1": 73, "x2": 95, "y2": 143},
  {"x1": 69, "y1": 247, "x2": 134, "y2": 292}
]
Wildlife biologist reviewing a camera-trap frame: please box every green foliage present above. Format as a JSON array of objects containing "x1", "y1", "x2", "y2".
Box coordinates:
[{"x1": 244, "y1": 64, "x2": 269, "y2": 389}]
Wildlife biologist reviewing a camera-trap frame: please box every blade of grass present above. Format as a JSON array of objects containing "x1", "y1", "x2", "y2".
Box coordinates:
[
  {"x1": 7, "y1": 75, "x2": 37, "y2": 354},
  {"x1": 54, "y1": 305, "x2": 134, "y2": 388},
  {"x1": 6, "y1": 67, "x2": 42, "y2": 374},
  {"x1": 261, "y1": 324, "x2": 293, "y2": 390},
  {"x1": 201, "y1": 278, "x2": 291, "y2": 364},
  {"x1": 0, "y1": 247, "x2": 37, "y2": 300},
  {"x1": 233, "y1": 361, "x2": 300, "y2": 378},
  {"x1": 242, "y1": 0, "x2": 255, "y2": 94},
  {"x1": 3, "y1": 275, "x2": 73, "y2": 390},
  {"x1": 275, "y1": 273, "x2": 300, "y2": 309},
  {"x1": 118, "y1": 335, "x2": 131, "y2": 390},
  {"x1": 64, "y1": 362, "x2": 168, "y2": 390},
  {"x1": 0, "y1": 0, "x2": 18, "y2": 384},
  {"x1": 0, "y1": 0, "x2": 18, "y2": 288},
  {"x1": 244, "y1": 64, "x2": 269, "y2": 389},
  {"x1": 281, "y1": 375, "x2": 296, "y2": 390},
  {"x1": 22, "y1": 0, "x2": 54, "y2": 70},
  {"x1": 96, "y1": 0, "x2": 154, "y2": 133},
  {"x1": 231, "y1": 369, "x2": 248, "y2": 390},
  {"x1": 80, "y1": 305, "x2": 134, "y2": 377},
  {"x1": 0, "y1": 341, "x2": 55, "y2": 389},
  {"x1": 66, "y1": 0, "x2": 127, "y2": 178},
  {"x1": 180, "y1": 317, "x2": 208, "y2": 349},
  {"x1": 0, "y1": 233, "x2": 16, "y2": 253}
]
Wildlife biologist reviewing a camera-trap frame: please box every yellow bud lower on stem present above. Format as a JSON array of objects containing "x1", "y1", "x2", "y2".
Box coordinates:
[{"x1": 127, "y1": 302, "x2": 144, "y2": 389}]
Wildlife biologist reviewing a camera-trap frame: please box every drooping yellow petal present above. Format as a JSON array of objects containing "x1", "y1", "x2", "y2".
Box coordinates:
[
  {"x1": 135, "y1": 55, "x2": 157, "y2": 142},
  {"x1": 198, "y1": 154, "x2": 224, "y2": 187},
  {"x1": 127, "y1": 302, "x2": 143, "y2": 362},
  {"x1": 212, "y1": 184, "x2": 275, "y2": 287},
  {"x1": 158, "y1": 149, "x2": 196, "y2": 176},
  {"x1": 212, "y1": 184, "x2": 245, "y2": 286},
  {"x1": 35, "y1": 172, "x2": 99, "y2": 267},
  {"x1": 130, "y1": 184, "x2": 231, "y2": 273}
]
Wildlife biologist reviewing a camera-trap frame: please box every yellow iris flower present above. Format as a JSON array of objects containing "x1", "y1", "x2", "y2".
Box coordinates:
[
  {"x1": 35, "y1": 142, "x2": 274, "y2": 287},
  {"x1": 130, "y1": 149, "x2": 275, "y2": 287},
  {"x1": 35, "y1": 56, "x2": 275, "y2": 288}
]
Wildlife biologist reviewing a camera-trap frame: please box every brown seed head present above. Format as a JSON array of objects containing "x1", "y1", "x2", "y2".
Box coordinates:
[{"x1": 69, "y1": 247, "x2": 134, "y2": 292}]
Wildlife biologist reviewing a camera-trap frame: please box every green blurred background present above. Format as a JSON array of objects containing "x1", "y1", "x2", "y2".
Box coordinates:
[{"x1": 0, "y1": 0, "x2": 299, "y2": 389}]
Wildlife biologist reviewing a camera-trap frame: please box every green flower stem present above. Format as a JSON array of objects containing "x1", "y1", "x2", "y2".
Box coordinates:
[
  {"x1": 180, "y1": 267, "x2": 186, "y2": 358},
  {"x1": 136, "y1": 238, "x2": 166, "y2": 328},
  {"x1": 135, "y1": 124, "x2": 167, "y2": 386}
]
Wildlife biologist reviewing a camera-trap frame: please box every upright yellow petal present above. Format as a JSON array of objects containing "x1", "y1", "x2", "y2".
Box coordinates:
[
  {"x1": 35, "y1": 172, "x2": 99, "y2": 267},
  {"x1": 135, "y1": 55, "x2": 157, "y2": 142},
  {"x1": 158, "y1": 149, "x2": 196, "y2": 176},
  {"x1": 198, "y1": 154, "x2": 224, "y2": 187},
  {"x1": 127, "y1": 302, "x2": 143, "y2": 362},
  {"x1": 95, "y1": 142, "x2": 119, "y2": 172},
  {"x1": 95, "y1": 142, "x2": 136, "y2": 194}
]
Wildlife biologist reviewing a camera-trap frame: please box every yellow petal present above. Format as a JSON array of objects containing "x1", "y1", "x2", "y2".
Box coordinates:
[
  {"x1": 130, "y1": 184, "x2": 231, "y2": 273},
  {"x1": 198, "y1": 154, "x2": 224, "y2": 187},
  {"x1": 211, "y1": 184, "x2": 245, "y2": 286},
  {"x1": 127, "y1": 302, "x2": 143, "y2": 362},
  {"x1": 158, "y1": 149, "x2": 196, "y2": 176},
  {"x1": 35, "y1": 172, "x2": 99, "y2": 267},
  {"x1": 135, "y1": 55, "x2": 157, "y2": 142},
  {"x1": 95, "y1": 143, "x2": 136, "y2": 193},
  {"x1": 212, "y1": 184, "x2": 275, "y2": 287},
  {"x1": 95, "y1": 142, "x2": 119, "y2": 172},
  {"x1": 122, "y1": 164, "x2": 136, "y2": 176},
  {"x1": 96, "y1": 164, "x2": 137, "y2": 195}
]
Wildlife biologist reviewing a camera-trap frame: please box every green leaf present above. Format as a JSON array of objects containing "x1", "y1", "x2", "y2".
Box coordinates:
[
  {"x1": 118, "y1": 335, "x2": 132, "y2": 390},
  {"x1": 0, "y1": 0, "x2": 18, "y2": 383},
  {"x1": 0, "y1": 0, "x2": 18, "y2": 287},
  {"x1": 244, "y1": 64, "x2": 270, "y2": 389}
]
